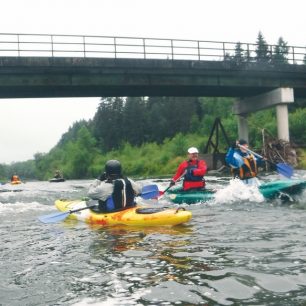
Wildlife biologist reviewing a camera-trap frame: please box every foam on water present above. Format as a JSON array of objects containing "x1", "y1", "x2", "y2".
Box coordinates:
[
  {"x1": 0, "y1": 201, "x2": 53, "y2": 213},
  {"x1": 213, "y1": 178, "x2": 265, "y2": 204},
  {"x1": 71, "y1": 287, "x2": 150, "y2": 306}
]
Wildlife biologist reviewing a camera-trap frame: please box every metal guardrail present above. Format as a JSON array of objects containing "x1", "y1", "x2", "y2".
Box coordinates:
[{"x1": 0, "y1": 33, "x2": 305, "y2": 64}]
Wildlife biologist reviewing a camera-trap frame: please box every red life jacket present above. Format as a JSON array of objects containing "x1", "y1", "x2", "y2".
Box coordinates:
[{"x1": 183, "y1": 160, "x2": 205, "y2": 191}]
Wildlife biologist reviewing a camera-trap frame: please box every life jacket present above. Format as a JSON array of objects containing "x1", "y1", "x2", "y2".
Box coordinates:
[
  {"x1": 232, "y1": 154, "x2": 258, "y2": 180},
  {"x1": 98, "y1": 178, "x2": 135, "y2": 212},
  {"x1": 184, "y1": 160, "x2": 203, "y2": 182},
  {"x1": 183, "y1": 160, "x2": 205, "y2": 190}
]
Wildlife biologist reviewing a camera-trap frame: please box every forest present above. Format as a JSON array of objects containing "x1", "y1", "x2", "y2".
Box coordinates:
[
  {"x1": 1, "y1": 32, "x2": 306, "y2": 181},
  {"x1": 2, "y1": 94, "x2": 305, "y2": 181}
]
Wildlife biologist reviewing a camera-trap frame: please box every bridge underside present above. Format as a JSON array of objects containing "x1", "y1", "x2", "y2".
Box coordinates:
[
  {"x1": 0, "y1": 85, "x2": 277, "y2": 98},
  {"x1": 0, "y1": 57, "x2": 306, "y2": 98}
]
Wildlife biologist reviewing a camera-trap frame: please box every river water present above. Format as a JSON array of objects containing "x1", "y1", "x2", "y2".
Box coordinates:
[{"x1": 1, "y1": 172, "x2": 306, "y2": 306}]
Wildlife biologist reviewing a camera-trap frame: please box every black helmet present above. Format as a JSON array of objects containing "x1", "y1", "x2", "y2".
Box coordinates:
[
  {"x1": 238, "y1": 139, "x2": 248, "y2": 145},
  {"x1": 105, "y1": 160, "x2": 122, "y2": 177}
]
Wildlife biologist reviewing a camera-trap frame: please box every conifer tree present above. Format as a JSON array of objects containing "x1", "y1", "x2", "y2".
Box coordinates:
[
  {"x1": 123, "y1": 97, "x2": 148, "y2": 145},
  {"x1": 233, "y1": 42, "x2": 245, "y2": 64},
  {"x1": 272, "y1": 37, "x2": 289, "y2": 64},
  {"x1": 92, "y1": 97, "x2": 125, "y2": 151},
  {"x1": 255, "y1": 31, "x2": 271, "y2": 63}
]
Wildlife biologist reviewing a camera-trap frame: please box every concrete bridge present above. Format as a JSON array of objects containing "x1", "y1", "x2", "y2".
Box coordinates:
[{"x1": 1, "y1": 33, "x2": 306, "y2": 142}]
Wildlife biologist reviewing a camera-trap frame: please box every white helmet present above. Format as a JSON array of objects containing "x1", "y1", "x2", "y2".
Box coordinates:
[{"x1": 188, "y1": 147, "x2": 199, "y2": 154}]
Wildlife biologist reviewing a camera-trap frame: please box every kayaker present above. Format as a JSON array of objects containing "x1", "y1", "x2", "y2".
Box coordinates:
[
  {"x1": 11, "y1": 174, "x2": 20, "y2": 183},
  {"x1": 88, "y1": 159, "x2": 141, "y2": 212},
  {"x1": 169, "y1": 147, "x2": 207, "y2": 191},
  {"x1": 54, "y1": 170, "x2": 63, "y2": 179},
  {"x1": 225, "y1": 139, "x2": 265, "y2": 185}
]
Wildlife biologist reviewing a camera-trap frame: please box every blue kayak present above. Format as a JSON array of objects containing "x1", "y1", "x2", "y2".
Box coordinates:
[{"x1": 165, "y1": 179, "x2": 306, "y2": 204}]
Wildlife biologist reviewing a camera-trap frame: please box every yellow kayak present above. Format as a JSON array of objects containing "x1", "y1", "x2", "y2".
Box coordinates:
[{"x1": 55, "y1": 199, "x2": 192, "y2": 227}]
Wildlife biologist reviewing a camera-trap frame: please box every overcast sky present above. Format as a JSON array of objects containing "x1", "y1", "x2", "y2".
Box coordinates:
[{"x1": 1, "y1": 0, "x2": 306, "y2": 163}]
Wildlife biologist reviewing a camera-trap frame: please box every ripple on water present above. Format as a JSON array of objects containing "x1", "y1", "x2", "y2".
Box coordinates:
[{"x1": 1, "y1": 177, "x2": 306, "y2": 305}]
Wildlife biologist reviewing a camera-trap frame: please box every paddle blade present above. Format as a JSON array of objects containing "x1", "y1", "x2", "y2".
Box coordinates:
[
  {"x1": 38, "y1": 211, "x2": 70, "y2": 224},
  {"x1": 140, "y1": 184, "x2": 159, "y2": 199},
  {"x1": 276, "y1": 163, "x2": 294, "y2": 178}
]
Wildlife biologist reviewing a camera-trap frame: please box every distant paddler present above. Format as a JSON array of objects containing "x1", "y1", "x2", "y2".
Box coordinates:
[
  {"x1": 10, "y1": 174, "x2": 22, "y2": 185},
  {"x1": 53, "y1": 170, "x2": 63, "y2": 179}
]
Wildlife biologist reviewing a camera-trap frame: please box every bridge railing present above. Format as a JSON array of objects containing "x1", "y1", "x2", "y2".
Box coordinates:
[{"x1": 0, "y1": 33, "x2": 305, "y2": 65}]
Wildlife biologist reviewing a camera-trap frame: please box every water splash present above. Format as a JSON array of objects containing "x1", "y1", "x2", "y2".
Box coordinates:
[{"x1": 214, "y1": 179, "x2": 265, "y2": 204}]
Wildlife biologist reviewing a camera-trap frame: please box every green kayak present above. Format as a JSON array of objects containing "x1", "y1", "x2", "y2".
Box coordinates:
[
  {"x1": 165, "y1": 179, "x2": 306, "y2": 204},
  {"x1": 259, "y1": 179, "x2": 306, "y2": 199}
]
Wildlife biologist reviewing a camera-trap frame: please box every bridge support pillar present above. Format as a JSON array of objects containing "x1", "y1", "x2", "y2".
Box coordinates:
[
  {"x1": 238, "y1": 115, "x2": 249, "y2": 143},
  {"x1": 276, "y1": 104, "x2": 290, "y2": 141},
  {"x1": 233, "y1": 87, "x2": 294, "y2": 142}
]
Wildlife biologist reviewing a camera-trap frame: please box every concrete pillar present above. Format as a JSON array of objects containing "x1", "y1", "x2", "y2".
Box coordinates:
[
  {"x1": 233, "y1": 88, "x2": 294, "y2": 142},
  {"x1": 238, "y1": 114, "x2": 249, "y2": 143},
  {"x1": 276, "y1": 104, "x2": 290, "y2": 141}
]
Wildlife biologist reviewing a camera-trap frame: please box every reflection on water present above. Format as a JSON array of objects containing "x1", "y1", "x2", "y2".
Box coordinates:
[{"x1": 0, "y1": 175, "x2": 306, "y2": 305}]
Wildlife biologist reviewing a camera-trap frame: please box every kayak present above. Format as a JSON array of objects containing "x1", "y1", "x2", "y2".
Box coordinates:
[
  {"x1": 54, "y1": 199, "x2": 192, "y2": 226},
  {"x1": 49, "y1": 178, "x2": 65, "y2": 182},
  {"x1": 166, "y1": 188, "x2": 216, "y2": 204},
  {"x1": 165, "y1": 179, "x2": 306, "y2": 204},
  {"x1": 0, "y1": 188, "x2": 23, "y2": 193},
  {"x1": 259, "y1": 179, "x2": 306, "y2": 199},
  {"x1": 11, "y1": 180, "x2": 22, "y2": 185}
]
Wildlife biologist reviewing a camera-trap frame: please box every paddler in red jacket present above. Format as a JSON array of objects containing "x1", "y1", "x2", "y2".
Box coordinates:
[{"x1": 169, "y1": 147, "x2": 207, "y2": 191}]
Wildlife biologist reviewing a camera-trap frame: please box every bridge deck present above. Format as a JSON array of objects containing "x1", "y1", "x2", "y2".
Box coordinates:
[{"x1": 0, "y1": 56, "x2": 306, "y2": 98}]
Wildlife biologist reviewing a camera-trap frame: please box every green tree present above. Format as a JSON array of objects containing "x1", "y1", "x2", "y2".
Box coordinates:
[
  {"x1": 92, "y1": 97, "x2": 125, "y2": 151},
  {"x1": 272, "y1": 37, "x2": 289, "y2": 64},
  {"x1": 233, "y1": 42, "x2": 245, "y2": 64},
  {"x1": 146, "y1": 97, "x2": 197, "y2": 143},
  {"x1": 255, "y1": 31, "x2": 271, "y2": 63},
  {"x1": 289, "y1": 108, "x2": 306, "y2": 145},
  {"x1": 162, "y1": 97, "x2": 199, "y2": 137},
  {"x1": 123, "y1": 97, "x2": 148, "y2": 145},
  {"x1": 64, "y1": 126, "x2": 97, "y2": 178},
  {"x1": 58, "y1": 120, "x2": 90, "y2": 146}
]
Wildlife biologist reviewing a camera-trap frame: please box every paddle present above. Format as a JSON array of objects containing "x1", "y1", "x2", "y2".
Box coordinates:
[
  {"x1": 158, "y1": 171, "x2": 186, "y2": 198},
  {"x1": 139, "y1": 184, "x2": 159, "y2": 199},
  {"x1": 38, "y1": 184, "x2": 160, "y2": 224},
  {"x1": 38, "y1": 203, "x2": 96, "y2": 224},
  {"x1": 159, "y1": 185, "x2": 173, "y2": 197},
  {"x1": 238, "y1": 144, "x2": 294, "y2": 179}
]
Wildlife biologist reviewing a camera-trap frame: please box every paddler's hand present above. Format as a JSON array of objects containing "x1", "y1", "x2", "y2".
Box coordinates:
[{"x1": 169, "y1": 180, "x2": 175, "y2": 187}]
